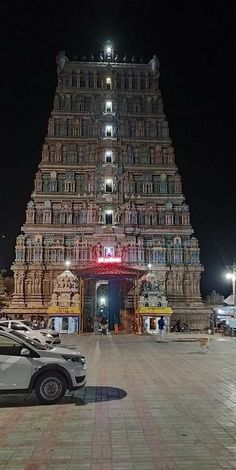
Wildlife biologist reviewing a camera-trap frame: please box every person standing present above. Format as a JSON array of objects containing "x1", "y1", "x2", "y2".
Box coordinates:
[
  {"x1": 176, "y1": 319, "x2": 181, "y2": 332},
  {"x1": 101, "y1": 316, "x2": 108, "y2": 335},
  {"x1": 158, "y1": 316, "x2": 165, "y2": 341}
]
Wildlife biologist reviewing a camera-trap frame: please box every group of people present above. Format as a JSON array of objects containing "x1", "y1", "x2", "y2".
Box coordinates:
[
  {"x1": 90, "y1": 314, "x2": 194, "y2": 337},
  {"x1": 93, "y1": 316, "x2": 109, "y2": 335},
  {"x1": 33, "y1": 317, "x2": 48, "y2": 329}
]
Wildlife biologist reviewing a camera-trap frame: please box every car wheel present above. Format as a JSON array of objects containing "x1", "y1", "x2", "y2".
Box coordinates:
[{"x1": 35, "y1": 371, "x2": 67, "y2": 404}]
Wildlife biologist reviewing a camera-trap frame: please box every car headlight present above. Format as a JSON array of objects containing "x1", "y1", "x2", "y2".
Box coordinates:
[
  {"x1": 41, "y1": 332, "x2": 53, "y2": 338},
  {"x1": 62, "y1": 355, "x2": 86, "y2": 365}
]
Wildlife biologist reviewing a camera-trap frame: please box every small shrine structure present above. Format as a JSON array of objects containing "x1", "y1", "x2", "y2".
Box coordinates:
[
  {"x1": 137, "y1": 272, "x2": 172, "y2": 333},
  {"x1": 47, "y1": 269, "x2": 81, "y2": 333}
]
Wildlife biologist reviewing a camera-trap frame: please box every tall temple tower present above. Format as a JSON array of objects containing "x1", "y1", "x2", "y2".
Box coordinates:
[{"x1": 9, "y1": 42, "x2": 210, "y2": 331}]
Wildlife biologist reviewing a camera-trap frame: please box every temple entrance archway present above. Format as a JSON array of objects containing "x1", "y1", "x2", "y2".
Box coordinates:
[
  {"x1": 96, "y1": 281, "x2": 109, "y2": 319},
  {"x1": 77, "y1": 263, "x2": 145, "y2": 333}
]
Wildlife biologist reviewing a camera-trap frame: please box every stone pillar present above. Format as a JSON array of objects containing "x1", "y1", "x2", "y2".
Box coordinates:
[
  {"x1": 11, "y1": 269, "x2": 26, "y2": 306},
  {"x1": 26, "y1": 268, "x2": 44, "y2": 307},
  {"x1": 183, "y1": 272, "x2": 191, "y2": 298}
]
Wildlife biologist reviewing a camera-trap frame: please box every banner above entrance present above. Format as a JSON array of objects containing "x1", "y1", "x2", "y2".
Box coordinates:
[
  {"x1": 47, "y1": 306, "x2": 81, "y2": 315},
  {"x1": 137, "y1": 307, "x2": 173, "y2": 315}
]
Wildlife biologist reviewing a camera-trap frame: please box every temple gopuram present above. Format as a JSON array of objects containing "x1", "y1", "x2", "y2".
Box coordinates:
[{"x1": 7, "y1": 41, "x2": 210, "y2": 333}]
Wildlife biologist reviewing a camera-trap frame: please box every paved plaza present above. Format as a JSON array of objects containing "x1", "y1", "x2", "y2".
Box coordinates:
[{"x1": 1, "y1": 333, "x2": 236, "y2": 469}]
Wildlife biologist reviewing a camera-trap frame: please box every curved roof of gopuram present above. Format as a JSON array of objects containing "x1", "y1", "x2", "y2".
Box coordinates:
[{"x1": 76, "y1": 263, "x2": 146, "y2": 279}]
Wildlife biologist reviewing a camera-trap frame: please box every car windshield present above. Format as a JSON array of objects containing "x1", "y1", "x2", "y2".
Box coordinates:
[
  {"x1": 9, "y1": 330, "x2": 52, "y2": 350},
  {"x1": 20, "y1": 320, "x2": 41, "y2": 330}
]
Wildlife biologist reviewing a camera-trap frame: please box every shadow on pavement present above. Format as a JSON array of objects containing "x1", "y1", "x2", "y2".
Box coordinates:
[{"x1": 0, "y1": 386, "x2": 127, "y2": 408}]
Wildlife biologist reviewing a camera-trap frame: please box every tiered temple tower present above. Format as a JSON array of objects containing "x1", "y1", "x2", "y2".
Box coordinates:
[{"x1": 9, "y1": 42, "x2": 210, "y2": 330}]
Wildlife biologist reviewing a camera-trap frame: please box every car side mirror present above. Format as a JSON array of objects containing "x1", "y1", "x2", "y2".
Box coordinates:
[{"x1": 21, "y1": 348, "x2": 31, "y2": 357}]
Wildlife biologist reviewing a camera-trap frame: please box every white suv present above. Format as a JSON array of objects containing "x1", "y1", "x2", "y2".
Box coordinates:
[
  {"x1": 0, "y1": 330, "x2": 86, "y2": 404},
  {"x1": 0, "y1": 320, "x2": 60, "y2": 345}
]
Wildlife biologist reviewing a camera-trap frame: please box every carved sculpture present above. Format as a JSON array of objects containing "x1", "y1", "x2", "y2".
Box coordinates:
[
  {"x1": 149, "y1": 54, "x2": 160, "y2": 73},
  {"x1": 50, "y1": 270, "x2": 80, "y2": 308},
  {"x1": 56, "y1": 51, "x2": 68, "y2": 73}
]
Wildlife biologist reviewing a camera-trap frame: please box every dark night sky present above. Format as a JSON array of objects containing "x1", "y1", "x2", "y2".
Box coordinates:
[{"x1": 0, "y1": 0, "x2": 235, "y2": 297}]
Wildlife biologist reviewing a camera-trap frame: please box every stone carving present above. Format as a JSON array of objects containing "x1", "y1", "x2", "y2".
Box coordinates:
[
  {"x1": 95, "y1": 243, "x2": 102, "y2": 258},
  {"x1": 190, "y1": 237, "x2": 198, "y2": 248},
  {"x1": 50, "y1": 269, "x2": 80, "y2": 308},
  {"x1": 149, "y1": 54, "x2": 160, "y2": 73},
  {"x1": 34, "y1": 171, "x2": 42, "y2": 192},
  {"x1": 56, "y1": 51, "x2": 68, "y2": 73},
  {"x1": 42, "y1": 144, "x2": 49, "y2": 161},
  {"x1": 114, "y1": 207, "x2": 121, "y2": 223},
  {"x1": 26, "y1": 201, "x2": 35, "y2": 224},
  {"x1": 165, "y1": 202, "x2": 173, "y2": 210},
  {"x1": 71, "y1": 292, "x2": 80, "y2": 306},
  {"x1": 174, "y1": 236, "x2": 181, "y2": 247},
  {"x1": 48, "y1": 118, "x2": 54, "y2": 135},
  {"x1": 115, "y1": 242, "x2": 122, "y2": 257},
  {"x1": 160, "y1": 172, "x2": 166, "y2": 181},
  {"x1": 139, "y1": 273, "x2": 168, "y2": 308},
  {"x1": 44, "y1": 200, "x2": 51, "y2": 209},
  {"x1": 206, "y1": 290, "x2": 224, "y2": 305},
  {"x1": 51, "y1": 292, "x2": 58, "y2": 306},
  {"x1": 27, "y1": 201, "x2": 34, "y2": 209},
  {"x1": 16, "y1": 235, "x2": 25, "y2": 246},
  {"x1": 98, "y1": 207, "x2": 103, "y2": 224}
]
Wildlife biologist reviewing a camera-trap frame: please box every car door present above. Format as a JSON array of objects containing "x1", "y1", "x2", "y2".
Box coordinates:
[{"x1": 0, "y1": 333, "x2": 33, "y2": 390}]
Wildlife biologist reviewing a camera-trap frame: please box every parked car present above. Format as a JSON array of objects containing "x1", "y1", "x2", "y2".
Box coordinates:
[
  {"x1": 0, "y1": 330, "x2": 86, "y2": 403},
  {"x1": 0, "y1": 320, "x2": 60, "y2": 345},
  {"x1": 7, "y1": 329, "x2": 76, "y2": 356}
]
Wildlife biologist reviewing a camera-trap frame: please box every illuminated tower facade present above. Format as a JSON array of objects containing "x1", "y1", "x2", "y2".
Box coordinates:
[{"x1": 9, "y1": 42, "x2": 210, "y2": 330}]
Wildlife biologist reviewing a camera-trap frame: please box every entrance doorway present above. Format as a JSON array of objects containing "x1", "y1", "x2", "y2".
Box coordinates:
[
  {"x1": 95, "y1": 279, "x2": 121, "y2": 330},
  {"x1": 48, "y1": 316, "x2": 79, "y2": 334},
  {"x1": 77, "y1": 263, "x2": 143, "y2": 333},
  {"x1": 96, "y1": 281, "x2": 109, "y2": 319},
  {"x1": 83, "y1": 278, "x2": 123, "y2": 331}
]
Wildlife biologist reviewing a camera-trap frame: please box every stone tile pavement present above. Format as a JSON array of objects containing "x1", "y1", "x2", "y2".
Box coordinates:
[{"x1": 1, "y1": 334, "x2": 236, "y2": 469}]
